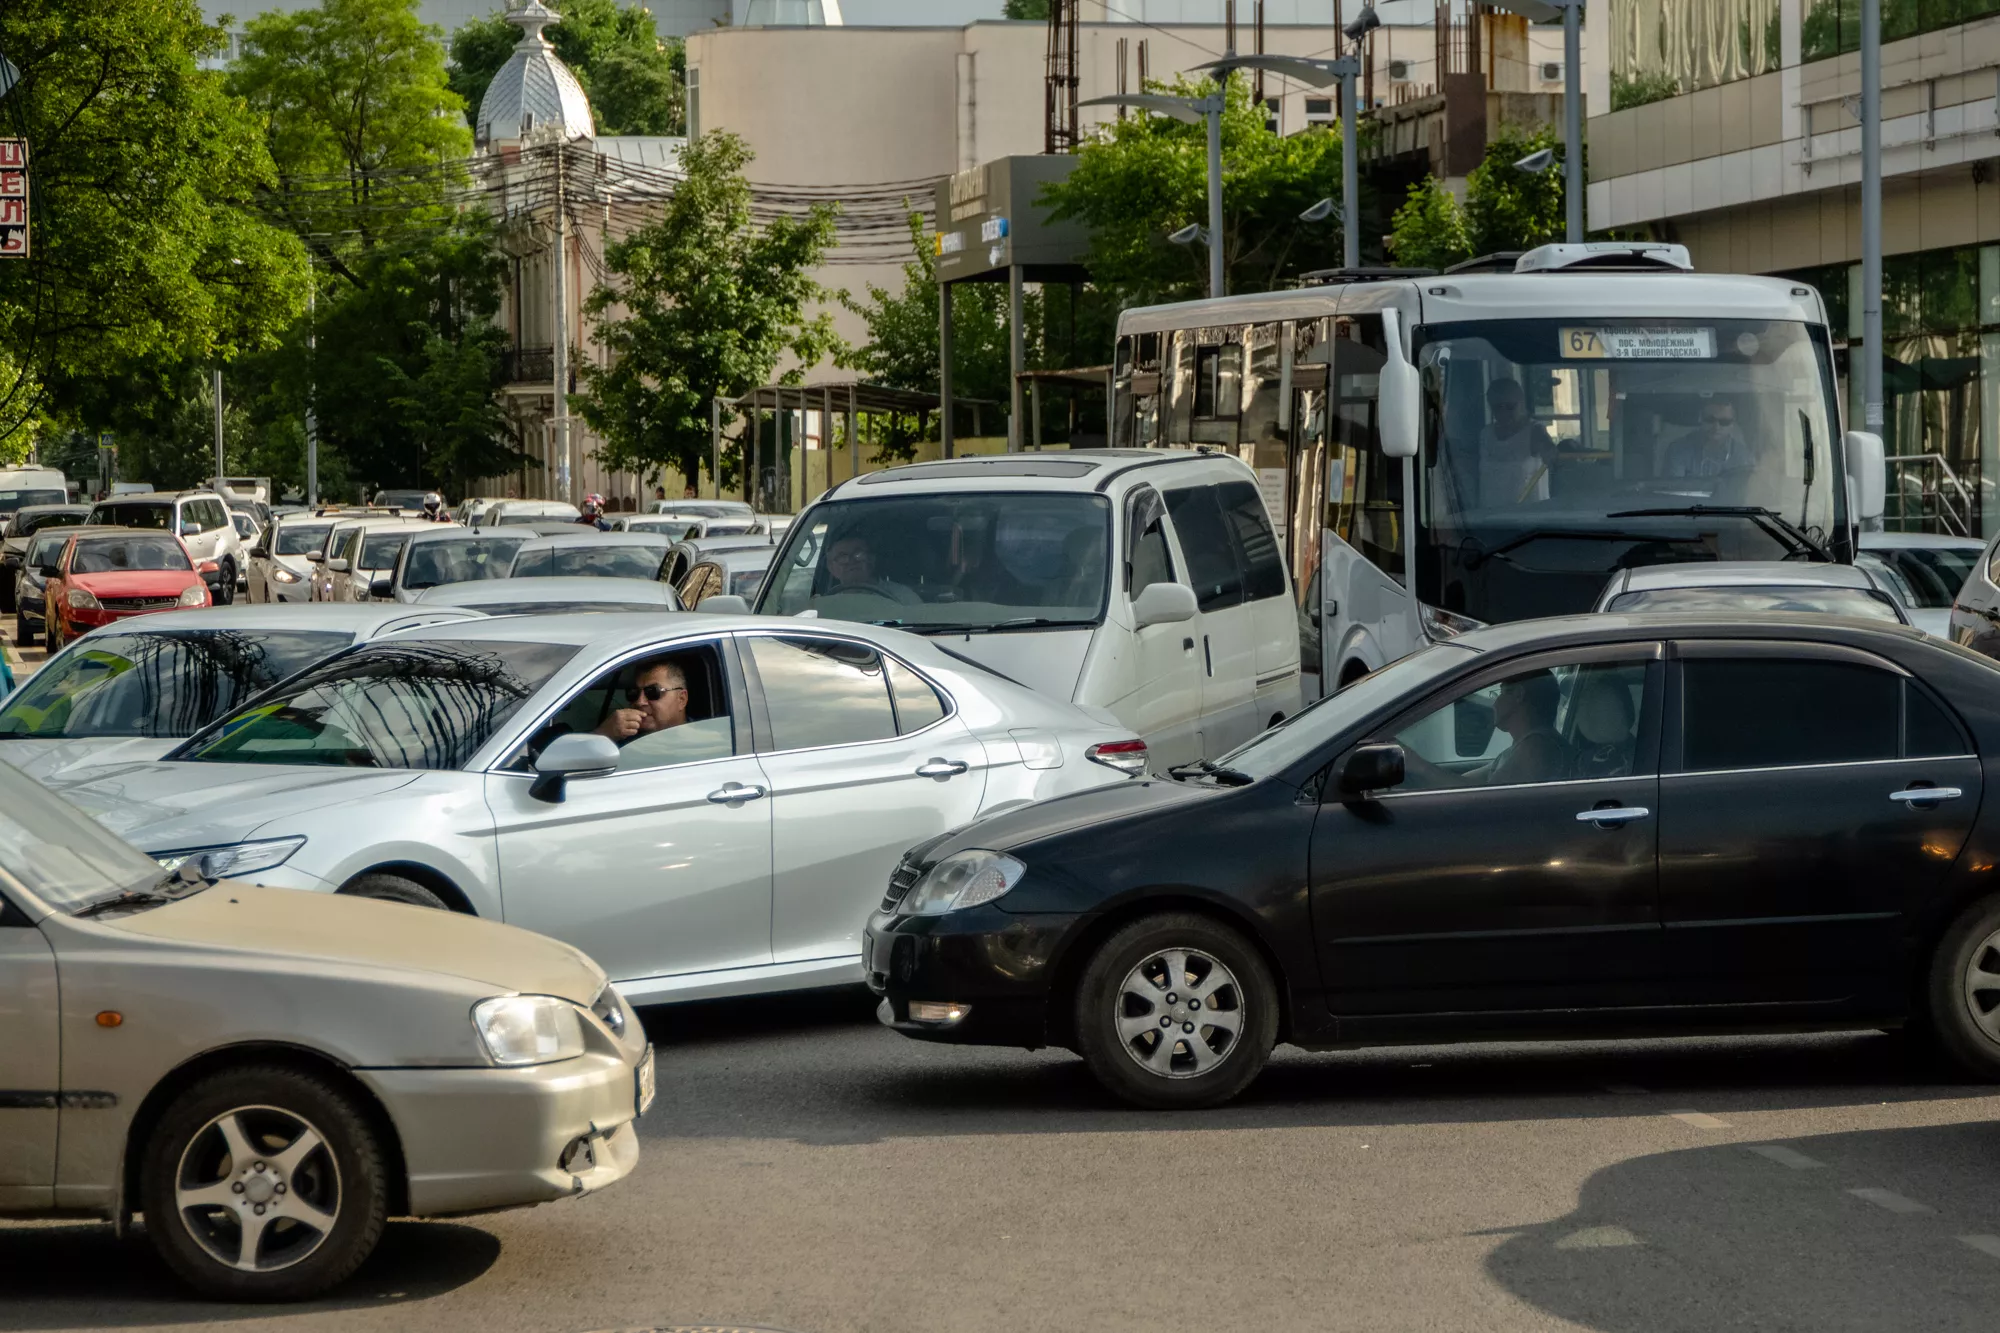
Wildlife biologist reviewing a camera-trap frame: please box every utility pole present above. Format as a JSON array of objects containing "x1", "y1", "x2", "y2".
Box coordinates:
[
  {"x1": 1562, "y1": 0, "x2": 1583, "y2": 242},
  {"x1": 1340, "y1": 55, "x2": 1360, "y2": 269},
  {"x1": 212, "y1": 369, "x2": 226, "y2": 486},
  {"x1": 1861, "y1": 0, "x2": 1883, "y2": 435},
  {"x1": 552, "y1": 140, "x2": 572, "y2": 506}
]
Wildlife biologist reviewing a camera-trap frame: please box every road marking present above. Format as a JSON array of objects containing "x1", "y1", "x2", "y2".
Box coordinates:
[
  {"x1": 1959, "y1": 1235, "x2": 2000, "y2": 1260},
  {"x1": 1849, "y1": 1187, "x2": 1931, "y2": 1215},
  {"x1": 1745, "y1": 1144, "x2": 1825, "y2": 1170},
  {"x1": 1667, "y1": 1110, "x2": 1730, "y2": 1129},
  {"x1": 1603, "y1": 1083, "x2": 1648, "y2": 1094},
  {"x1": 1554, "y1": 1225, "x2": 1642, "y2": 1250}
]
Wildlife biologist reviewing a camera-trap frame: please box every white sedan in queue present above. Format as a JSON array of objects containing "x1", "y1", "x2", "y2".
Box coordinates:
[{"x1": 43, "y1": 614, "x2": 1150, "y2": 1006}]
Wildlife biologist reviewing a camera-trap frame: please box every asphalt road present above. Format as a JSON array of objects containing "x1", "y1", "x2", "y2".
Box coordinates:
[{"x1": 5, "y1": 989, "x2": 2000, "y2": 1333}]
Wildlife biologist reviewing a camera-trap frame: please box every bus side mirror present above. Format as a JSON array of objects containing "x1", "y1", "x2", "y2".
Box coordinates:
[
  {"x1": 1379, "y1": 308, "x2": 1421, "y2": 459},
  {"x1": 1845, "y1": 430, "x2": 1886, "y2": 522}
]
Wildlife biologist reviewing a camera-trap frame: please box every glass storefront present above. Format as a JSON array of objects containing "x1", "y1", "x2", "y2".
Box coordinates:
[
  {"x1": 1610, "y1": 0, "x2": 1782, "y2": 111},
  {"x1": 1781, "y1": 243, "x2": 2000, "y2": 536}
]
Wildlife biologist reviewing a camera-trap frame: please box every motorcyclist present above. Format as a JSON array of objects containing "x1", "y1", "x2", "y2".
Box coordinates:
[
  {"x1": 579, "y1": 493, "x2": 611, "y2": 531},
  {"x1": 421, "y1": 491, "x2": 449, "y2": 522}
]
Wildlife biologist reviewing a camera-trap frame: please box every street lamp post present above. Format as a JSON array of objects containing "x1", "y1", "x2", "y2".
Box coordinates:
[
  {"x1": 1861, "y1": 0, "x2": 1882, "y2": 435},
  {"x1": 1079, "y1": 90, "x2": 1228, "y2": 298},
  {"x1": 1488, "y1": 0, "x2": 1585, "y2": 244}
]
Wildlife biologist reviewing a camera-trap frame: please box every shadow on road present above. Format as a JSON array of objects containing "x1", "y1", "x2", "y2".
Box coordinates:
[
  {"x1": 637, "y1": 984, "x2": 880, "y2": 1049},
  {"x1": 1484, "y1": 1121, "x2": 2000, "y2": 1331},
  {"x1": 0, "y1": 1219, "x2": 500, "y2": 1330}
]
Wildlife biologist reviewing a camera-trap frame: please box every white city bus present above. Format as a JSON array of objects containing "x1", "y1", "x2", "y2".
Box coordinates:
[{"x1": 1111, "y1": 242, "x2": 1889, "y2": 697}]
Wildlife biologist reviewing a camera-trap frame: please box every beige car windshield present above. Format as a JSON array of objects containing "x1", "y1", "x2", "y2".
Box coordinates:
[{"x1": 0, "y1": 762, "x2": 161, "y2": 912}]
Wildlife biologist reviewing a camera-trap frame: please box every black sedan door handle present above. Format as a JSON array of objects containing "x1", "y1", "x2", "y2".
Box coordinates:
[
  {"x1": 1576, "y1": 806, "x2": 1650, "y2": 828},
  {"x1": 1890, "y1": 786, "x2": 1963, "y2": 809}
]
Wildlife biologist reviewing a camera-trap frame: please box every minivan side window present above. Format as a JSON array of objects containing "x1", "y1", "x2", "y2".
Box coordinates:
[
  {"x1": 1215, "y1": 480, "x2": 1286, "y2": 602},
  {"x1": 1680, "y1": 657, "x2": 1965, "y2": 770},
  {"x1": 1126, "y1": 487, "x2": 1175, "y2": 596},
  {"x1": 1163, "y1": 486, "x2": 1243, "y2": 612}
]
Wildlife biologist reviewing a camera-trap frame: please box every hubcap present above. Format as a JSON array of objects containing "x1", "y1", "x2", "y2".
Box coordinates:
[
  {"x1": 1114, "y1": 948, "x2": 1244, "y2": 1080},
  {"x1": 1965, "y1": 927, "x2": 2000, "y2": 1044},
  {"x1": 173, "y1": 1105, "x2": 340, "y2": 1273}
]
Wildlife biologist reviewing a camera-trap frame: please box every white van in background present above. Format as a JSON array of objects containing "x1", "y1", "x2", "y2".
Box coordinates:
[
  {"x1": 744, "y1": 450, "x2": 1301, "y2": 767},
  {"x1": 0, "y1": 467, "x2": 68, "y2": 520}
]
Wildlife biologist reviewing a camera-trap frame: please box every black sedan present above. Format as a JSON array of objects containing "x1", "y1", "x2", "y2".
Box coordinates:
[{"x1": 867, "y1": 613, "x2": 2000, "y2": 1108}]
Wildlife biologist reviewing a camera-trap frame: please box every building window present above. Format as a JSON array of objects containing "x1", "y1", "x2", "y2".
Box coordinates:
[
  {"x1": 1609, "y1": 0, "x2": 1780, "y2": 112},
  {"x1": 686, "y1": 67, "x2": 700, "y2": 138},
  {"x1": 1803, "y1": 0, "x2": 2000, "y2": 63}
]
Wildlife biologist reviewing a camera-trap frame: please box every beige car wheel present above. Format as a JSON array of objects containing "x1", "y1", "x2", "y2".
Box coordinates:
[{"x1": 142, "y1": 1066, "x2": 388, "y2": 1301}]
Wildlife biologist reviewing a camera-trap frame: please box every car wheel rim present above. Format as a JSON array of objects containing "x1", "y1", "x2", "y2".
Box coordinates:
[
  {"x1": 173, "y1": 1104, "x2": 341, "y2": 1273},
  {"x1": 1965, "y1": 927, "x2": 2000, "y2": 1044},
  {"x1": 1114, "y1": 947, "x2": 1245, "y2": 1080}
]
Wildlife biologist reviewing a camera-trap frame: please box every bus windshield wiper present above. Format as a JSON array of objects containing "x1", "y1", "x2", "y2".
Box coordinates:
[
  {"x1": 1607, "y1": 505, "x2": 1832, "y2": 562},
  {"x1": 1464, "y1": 529, "x2": 1707, "y2": 571},
  {"x1": 1166, "y1": 759, "x2": 1254, "y2": 786}
]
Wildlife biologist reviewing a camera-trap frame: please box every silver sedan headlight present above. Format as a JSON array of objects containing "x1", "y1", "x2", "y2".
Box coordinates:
[
  {"x1": 472, "y1": 994, "x2": 586, "y2": 1066},
  {"x1": 903, "y1": 849, "x2": 1027, "y2": 916},
  {"x1": 152, "y1": 835, "x2": 306, "y2": 880}
]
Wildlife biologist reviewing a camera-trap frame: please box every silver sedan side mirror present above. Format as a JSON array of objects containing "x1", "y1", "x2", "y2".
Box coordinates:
[
  {"x1": 699, "y1": 594, "x2": 750, "y2": 614},
  {"x1": 530, "y1": 733, "x2": 620, "y2": 803}
]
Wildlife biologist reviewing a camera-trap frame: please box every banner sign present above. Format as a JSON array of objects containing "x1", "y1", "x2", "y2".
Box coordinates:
[{"x1": 0, "y1": 140, "x2": 27, "y2": 257}]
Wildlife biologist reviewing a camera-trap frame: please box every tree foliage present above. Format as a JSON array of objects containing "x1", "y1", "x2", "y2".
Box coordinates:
[
  {"x1": 0, "y1": 0, "x2": 305, "y2": 450},
  {"x1": 1387, "y1": 125, "x2": 1569, "y2": 270},
  {"x1": 580, "y1": 131, "x2": 841, "y2": 485},
  {"x1": 449, "y1": 0, "x2": 685, "y2": 137},
  {"x1": 1003, "y1": 0, "x2": 1052, "y2": 17},
  {"x1": 840, "y1": 212, "x2": 1019, "y2": 410},
  {"x1": 1040, "y1": 75, "x2": 1350, "y2": 309}
]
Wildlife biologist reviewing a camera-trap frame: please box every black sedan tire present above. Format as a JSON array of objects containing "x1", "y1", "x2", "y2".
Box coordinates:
[
  {"x1": 339, "y1": 872, "x2": 449, "y2": 911},
  {"x1": 140, "y1": 1065, "x2": 389, "y2": 1301},
  {"x1": 1926, "y1": 894, "x2": 2000, "y2": 1079},
  {"x1": 1073, "y1": 912, "x2": 1278, "y2": 1110}
]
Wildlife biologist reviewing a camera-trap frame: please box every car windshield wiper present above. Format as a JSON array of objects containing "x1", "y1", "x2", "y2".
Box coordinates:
[
  {"x1": 1606, "y1": 505, "x2": 1833, "y2": 562},
  {"x1": 1166, "y1": 758, "x2": 1255, "y2": 787},
  {"x1": 981, "y1": 617, "x2": 1098, "y2": 632},
  {"x1": 72, "y1": 866, "x2": 210, "y2": 920},
  {"x1": 1463, "y1": 529, "x2": 1708, "y2": 570}
]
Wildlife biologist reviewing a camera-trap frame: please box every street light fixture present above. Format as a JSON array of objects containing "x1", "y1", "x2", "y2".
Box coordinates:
[
  {"x1": 1486, "y1": 0, "x2": 1584, "y2": 243},
  {"x1": 1513, "y1": 147, "x2": 1556, "y2": 174},
  {"x1": 1168, "y1": 223, "x2": 1210, "y2": 246},
  {"x1": 1299, "y1": 197, "x2": 1339, "y2": 224},
  {"x1": 1080, "y1": 89, "x2": 1227, "y2": 298}
]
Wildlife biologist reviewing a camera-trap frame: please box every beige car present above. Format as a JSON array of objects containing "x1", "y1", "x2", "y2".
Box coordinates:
[{"x1": 0, "y1": 760, "x2": 650, "y2": 1301}]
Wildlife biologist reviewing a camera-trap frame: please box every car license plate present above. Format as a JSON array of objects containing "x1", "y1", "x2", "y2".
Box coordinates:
[{"x1": 634, "y1": 1046, "x2": 656, "y2": 1117}]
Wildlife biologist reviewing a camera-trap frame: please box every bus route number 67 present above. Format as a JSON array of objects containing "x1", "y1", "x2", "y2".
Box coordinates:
[{"x1": 1563, "y1": 328, "x2": 1606, "y2": 358}]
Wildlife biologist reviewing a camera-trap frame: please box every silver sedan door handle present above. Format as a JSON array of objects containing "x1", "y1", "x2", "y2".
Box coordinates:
[
  {"x1": 915, "y1": 758, "x2": 970, "y2": 779},
  {"x1": 1576, "y1": 806, "x2": 1650, "y2": 827},
  {"x1": 706, "y1": 782, "x2": 766, "y2": 805},
  {"x1": 1890, "y1": 786, "x2": 1963, "y2": 808}
]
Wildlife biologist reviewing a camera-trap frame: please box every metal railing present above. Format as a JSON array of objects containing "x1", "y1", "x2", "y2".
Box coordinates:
[
  {"x1": 1885, "y1": 451, "x2": 1976, "y2": 536},
  {"x1": 503, "y1": 346, "x2": 555, "y2": 385}
]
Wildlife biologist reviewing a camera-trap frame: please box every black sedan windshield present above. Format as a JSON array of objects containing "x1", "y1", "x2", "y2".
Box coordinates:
[
  {"x1": 177, "y1": 639, "x2": 576, "y2": 770},
  {"x1": 760, "y1": 493, "x2": 1112, "y2": 630},
  {"x1": 0, "y1": 630, "x2": 350, "y2": 739}
]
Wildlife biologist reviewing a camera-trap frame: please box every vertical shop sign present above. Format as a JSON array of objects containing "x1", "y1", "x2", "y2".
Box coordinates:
[{"x1": 0, "y1": 140, "x2": 27, "y2": 257}]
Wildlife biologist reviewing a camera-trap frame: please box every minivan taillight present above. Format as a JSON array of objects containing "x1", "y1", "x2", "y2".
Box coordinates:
[{"x1": 1086, "y1": 739, "x2": 1149, "y2": 776}]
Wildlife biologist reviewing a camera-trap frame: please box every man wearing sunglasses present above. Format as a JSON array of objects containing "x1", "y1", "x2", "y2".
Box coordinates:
[
  {"x1": 1666, "y1": 399, "x2": 1751, "y2": 479},
  {"x1": 595, "y1": 659, "x2": 690, "y2": 743}
]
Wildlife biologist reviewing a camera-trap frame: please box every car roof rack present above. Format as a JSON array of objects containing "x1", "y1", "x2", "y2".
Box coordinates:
[
  {"x1": 1296, "y1": 265, "x2": 1438, "y2": 286},
  {"x1": 1441, "y1": 252, "x2": 1526, "y2": 274}
]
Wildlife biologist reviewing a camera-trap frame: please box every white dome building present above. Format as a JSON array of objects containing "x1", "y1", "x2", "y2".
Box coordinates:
[{"x1": 476, "y1": 1, "x2": 595, "y2": 150}]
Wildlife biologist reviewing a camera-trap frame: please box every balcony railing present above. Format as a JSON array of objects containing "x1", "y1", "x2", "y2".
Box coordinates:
[{"x1": 504, "y1": 346, "x2": 555, "y2": 385}]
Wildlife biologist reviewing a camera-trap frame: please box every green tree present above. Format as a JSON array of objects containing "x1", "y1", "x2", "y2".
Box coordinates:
[
  {"x1": 1003, "y1": 0, "x2": 1052, "y2": 17},
  {"x1": 580, "y1": 131, "x2": 841, "y2": 484},
  {"x1": 840, "y1": 212, "x2": 1019, "y2": 410},
  {"x1": 1463, "y1": 125, "x2": 1567, "y2": 257},
  {"x1": 1386, "y1": 176, "x2": 1472, "y2": 271},
  {"x1": 229, "y1": 0, "x2": 471, "y2": 267},
  {"x1": 1039, "y1": 74, "x2": 1350, "y2": 308},
  {"x1": 0, "y1": 0, "x2": 305, "y2": 450},
  {"x1": 449, "y1": 0, "x2": 684, "y2": 137}
]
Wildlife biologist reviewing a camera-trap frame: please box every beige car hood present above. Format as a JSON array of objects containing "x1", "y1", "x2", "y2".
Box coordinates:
[{"x1": 112, "y1": 886, "x2": 606, "y2": 1003}]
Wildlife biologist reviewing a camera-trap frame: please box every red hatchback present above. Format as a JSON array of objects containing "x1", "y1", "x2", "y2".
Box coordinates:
[{"x1": 41, "y1": 529, "x2": 213, "y2": 650}]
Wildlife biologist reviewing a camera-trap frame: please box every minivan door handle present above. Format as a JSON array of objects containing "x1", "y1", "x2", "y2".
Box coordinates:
[
  {"x1": 1576, "y1": 806, "x2": 1650, "y2": 827},
  {"x1": 706, "y1": 782, "x2": 766, "y2": 805},
  {"x1": 915, "y1": 759, "x2": 969, "y2": 779},
  {"x1": 1890, "y1": 786, "x2": 1963, "y2": 808}
]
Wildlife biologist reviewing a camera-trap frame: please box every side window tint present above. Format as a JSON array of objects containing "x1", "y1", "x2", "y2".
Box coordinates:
[
  {"x1": 748, "y1": 636, "x2": 898, "y2": 750},
  {"x1": 514, "y1": 643, "x2": 735, "y2": 773},
  {"x1": 1906, "y1": 680, "x2": 1969, "y2": 758},
  {"x1": 1126, "y1": 487, "x2": 1174, "y2": 595},
  {"x1": 885, "y1": 656, "x2": 947, "y2": 734},
  {"x1": 1163, "y1": 485, "x2": 1244, "y2": 612},
  {"x1": 1393, "y1": 660, "x2": 1648, "y2": 792},
  {"x1": 1682, "y1": 658, "x2": 1899, "y2": 770},
  {"x1": 1215, "y1": 479, "x2": 1286, "y2": 602}
]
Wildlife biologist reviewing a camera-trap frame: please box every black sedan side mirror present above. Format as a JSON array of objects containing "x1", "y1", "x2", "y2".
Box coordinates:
[
  {"x1": 1339, "y1": 743, "x2": 1406, "y2": 797},
  {"x1": 369, "y1": 576, "x2": 393, "y2": 599}
]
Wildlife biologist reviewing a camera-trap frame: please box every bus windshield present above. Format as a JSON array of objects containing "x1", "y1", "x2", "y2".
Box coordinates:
[{"x1": 1416, "y1": 317, "x2": 1843, "y2": 626}]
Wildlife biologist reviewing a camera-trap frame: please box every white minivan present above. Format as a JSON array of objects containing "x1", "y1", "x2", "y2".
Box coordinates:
[{"x1": 745, "y1": 450, "x2": 1301, "y2": 766}]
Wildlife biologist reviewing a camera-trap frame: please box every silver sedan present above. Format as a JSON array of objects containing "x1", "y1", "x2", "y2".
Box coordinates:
[{"x1": 45, "y1": 614, "x2": 1150, "y2": 1006}]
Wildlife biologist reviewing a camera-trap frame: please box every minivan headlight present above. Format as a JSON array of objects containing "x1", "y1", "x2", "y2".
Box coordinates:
[
  {"x1": 902, "y1": 850, "x2": 1027, "y2": 916},
  {"x1": 472, "y1": 995, "x2": 586, "y2": 1066}
]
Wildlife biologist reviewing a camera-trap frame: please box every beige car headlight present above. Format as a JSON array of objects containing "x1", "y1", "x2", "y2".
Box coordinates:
[{"x1": 472, "y1": 995, "x2": 586, "y2": 1066}]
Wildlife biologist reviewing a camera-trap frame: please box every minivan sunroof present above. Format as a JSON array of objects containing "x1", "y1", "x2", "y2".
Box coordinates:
[{"x1": 857, "y1": 458, "x2": 1102, "y2": 483}]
